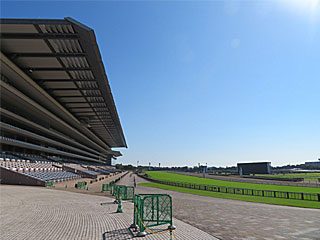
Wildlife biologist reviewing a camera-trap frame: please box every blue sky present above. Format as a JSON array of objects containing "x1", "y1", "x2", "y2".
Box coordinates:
[{"x1": 1, "y1": 1, "x2": 320, "y2": 167}]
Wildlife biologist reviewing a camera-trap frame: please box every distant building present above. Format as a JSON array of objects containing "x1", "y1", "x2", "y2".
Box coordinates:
[
  {"x1": 237, "y1": 162, "x2": 271, "y2": 175},
  {"x1": 305, "y1": 160, "x2": 320, "y2": 166}
]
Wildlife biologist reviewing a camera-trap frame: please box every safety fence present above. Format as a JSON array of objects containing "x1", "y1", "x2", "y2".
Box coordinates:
[
  {"x1": 102, "y1": 182, "x2": 135, "y2": 201},
  {"x1": 114, "y1": 185, "x2": 135, "y2": 201},
  {"x1": 102, "y1": 181, "x2": 115, "y2": 192},
  {"x1": 76, "y1": 181, "x2": 86, "y2": 189},
  {"x1": 45, "y1": 181, "x2": 54, "y2": 187},
  {"x1": 143, "y1": 176, "x2": 320, "y2": 202},
  {"x1": 133, "y1": 194, "x2": 173, "y2": 233}
]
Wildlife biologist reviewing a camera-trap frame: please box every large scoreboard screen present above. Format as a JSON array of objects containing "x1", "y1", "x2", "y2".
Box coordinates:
[{"x1": 237, "y1": 162, "x2": 271, "y2": 175}]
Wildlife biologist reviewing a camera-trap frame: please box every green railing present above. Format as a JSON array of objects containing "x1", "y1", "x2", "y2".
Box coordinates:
[
  {"x1": 102, "y1": 181, "x2": 115, "y2": 192},
  {"x1": 76, "y1": 181, "x2": 86, "y2": 189},
  {"x1": 114, "y1": 185, "x2": 135, "y2": 201},
  {"x1": 143, "y1": 176, "x2": 320, "y2": 202},
  {"x1": 134, "y1": 194, "x2": 172, "y2": 233},
  {"x1": 45, "y1": 181, "x2": 54, "y2": 187}
]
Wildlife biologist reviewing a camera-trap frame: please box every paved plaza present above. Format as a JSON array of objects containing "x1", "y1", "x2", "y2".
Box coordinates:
[
  {"x1": 0, "y1": 184, "x2": 216, "y2": 240},
  {"x1": 118, "y1": 174, "x2": 320, "y2": 240},
  {"x1": 1, "y1": 174, "x2": 320, "y2": 240}
]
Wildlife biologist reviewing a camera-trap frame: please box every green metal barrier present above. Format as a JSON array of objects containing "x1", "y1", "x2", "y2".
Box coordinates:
[
  {"x1": 77, "y1": 181, "x2": 86, "y2": 189},
  {"x1": 114, "y1": 185, "x2": 135, "y2": 201},
  {"x1": 45, "y1": 181, "x2": 54, "y2": 187},
  {"x1": 133, "y1": 194, "x2": 173, "y2": 235},
  {"x1": 102, "y1": 181, "x2": 114, "y2": 192}
]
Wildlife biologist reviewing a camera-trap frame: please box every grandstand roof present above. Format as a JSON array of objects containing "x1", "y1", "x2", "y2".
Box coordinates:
[{"x1": 0, "y1": 17, "x2": 127, "y2": 149}]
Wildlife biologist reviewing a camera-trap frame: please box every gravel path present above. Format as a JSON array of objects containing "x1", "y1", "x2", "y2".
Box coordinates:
[{"x1": 118, "y1": 173, "x2": 320, "y2": 240}]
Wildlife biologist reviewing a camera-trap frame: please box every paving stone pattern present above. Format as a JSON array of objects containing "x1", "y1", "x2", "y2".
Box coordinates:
[
  {"x1": 118, "y1": 174, "x2": 320, "y2": 240},
  {"x1": 0, "y1": 185, "x2": 217, "y2": 240}
]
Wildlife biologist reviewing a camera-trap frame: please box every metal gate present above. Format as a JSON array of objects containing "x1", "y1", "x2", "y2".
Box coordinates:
[
  {"x1": 114, "y1": 185, "x2": 135, "y2": 201},
  {"x1": 76, "y1": 181, "x2": 86, "y2": 189},
  {"x1": 133, "y1": 194, "x2": 172, "y2": 232},
  {"x1": 102, "y1": 181, "x2": 115, "y2": 192},
  {"x1": 45, "y1": 181, "x2": 54, "y2": 187}
]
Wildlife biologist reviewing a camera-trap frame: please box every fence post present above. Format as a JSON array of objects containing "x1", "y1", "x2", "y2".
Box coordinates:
[
  {"x1": 287, "y1": 192, "x2": 289, "y2": 199},
  {"x1": 262, "y1": 190, "x2": 264, "y2": 197},
  {"x1": 318, "y1": 194, "x2": 320, "y2": 202},
  {"x1": 301, "y1": 193, "x2": 304, "y2": 200}
]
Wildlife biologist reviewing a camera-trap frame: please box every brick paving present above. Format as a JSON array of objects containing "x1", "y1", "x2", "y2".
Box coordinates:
[
  {"x1": 0, "y1": 184, "x2": 217, "y2": 240},
  {"x1": 118, "y1": 173, "x2": 320, "y2": 240}
]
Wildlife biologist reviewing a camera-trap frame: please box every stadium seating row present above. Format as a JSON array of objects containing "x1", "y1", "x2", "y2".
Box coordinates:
[
  {"x1": 83, "y1": 170, "x2": 99, "y2": 175},
  {"x1": 23, "y1": 171, "x2": 80, "y2": 182},
  {"x1": 0, "y1": 160, "x2": 61, "y2": 172},
  {"x1": 0, "y1": 152, "x2": 121, "y2": 185}
]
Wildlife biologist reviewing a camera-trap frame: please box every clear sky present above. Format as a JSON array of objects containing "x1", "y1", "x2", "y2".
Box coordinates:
[{"x1": 1, "y1": 1, "x2": 320, "y2": 167}]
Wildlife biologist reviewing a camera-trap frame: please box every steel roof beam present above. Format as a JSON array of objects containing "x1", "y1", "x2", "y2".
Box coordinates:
[
  {"x1": 57, "y1": 95, "x2": 103, "y2": 98},
  {"x1": 50, "y1": 88, "x2": 101, "y2": 91},
  {"x1": 72, "y1": 110, "x2": 108, "y2": 113},
  {"x1": 0, "y1": 33, "x2": 79, "y2": 39},
  {"x1": 37, "y1": 79, "x2": 95, "y2": 82},
  {"x1": 68, "y1": 106, "x2": 106, "y2": 109},
  {"x1": 0, "y1": 19, "x2": 71, "y2": 25},
  {"x1": 25, "y1": 67, "x2": 91, "y2": 71},
  {"x1": 64, "y1": 101, "x2": 105, "y2": 104},
  {"x1": 8, "y1": 53, "x2": 86, "y2": 58}
]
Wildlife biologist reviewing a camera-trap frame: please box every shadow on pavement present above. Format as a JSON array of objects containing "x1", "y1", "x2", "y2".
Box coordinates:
[{"x1": 102, "y1": 228, "x2": 133, "y2": 240}]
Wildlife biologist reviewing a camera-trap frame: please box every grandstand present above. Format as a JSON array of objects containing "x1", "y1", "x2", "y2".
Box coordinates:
[{"x1": 0, "y1": 18, "x2": 127, "y2": 186}]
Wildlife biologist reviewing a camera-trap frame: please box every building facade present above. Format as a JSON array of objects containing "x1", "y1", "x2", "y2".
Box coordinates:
[{"x1": 0, "y1": 18, "x2": 126, "y2": 165}]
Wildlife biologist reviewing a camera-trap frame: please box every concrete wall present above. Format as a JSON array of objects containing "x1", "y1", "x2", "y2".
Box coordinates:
[{"x1": 0, "y1": 167, "x2": 45, "y2": 186}]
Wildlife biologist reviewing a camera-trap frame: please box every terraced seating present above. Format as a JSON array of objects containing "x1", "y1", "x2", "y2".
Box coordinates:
[
  {"x1": 65, "y1": 164, "x2": 88, "y2": 171},
  {"x1": 0, "y1": 159, "x2": 61, "y2": 173},
  {"x1": 85, "y1": 165, "x2": 112, "y2": 175},
  {"x1": 98, "y1": 169, "x2": 112, "y2": 174},
  {"x1": 23, "y1": 171, "x2": 80, "y2": 182},
  {"x1": 99, "y1": 166, "x2": 119, "y2": 173},
  {"x1": 83, "y1": 170, "x2": 99, "y2": 175}
]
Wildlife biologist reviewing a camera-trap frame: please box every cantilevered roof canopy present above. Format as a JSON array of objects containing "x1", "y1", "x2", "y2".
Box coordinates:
[{"x1": 0, "y1": 18, "x2": 127, "y2": 148}]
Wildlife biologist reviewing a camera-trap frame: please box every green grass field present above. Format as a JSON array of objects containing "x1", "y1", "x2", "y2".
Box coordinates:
[
  {"x1": 141, "y1": 171, "x2": 320, "y2": 209},
  {"x1": 256, "y1": 172, "x2": 320, "y2": 183},
  {"x1": 139, "y1": 182, "x2": 320, "y2": 209},
  {"x1": 145, "y1": 171, "x2": 320, "y2": 193}
]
